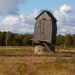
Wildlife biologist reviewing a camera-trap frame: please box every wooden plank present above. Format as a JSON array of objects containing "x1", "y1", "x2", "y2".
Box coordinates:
[
  {"x1": 43, "y1": 42, "x2": 51, "y2": 52},
  {"x1": 30, "y1": 39, "x2": 50, "y2": 41}
]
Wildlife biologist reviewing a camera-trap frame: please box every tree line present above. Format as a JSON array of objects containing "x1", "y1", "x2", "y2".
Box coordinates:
[
  {"x1": 0, "y1": 31, "x2": 75, "y2": 47},
  {"x1": 56, "y1": 34, "x2": 75, "y2": 47},
  {"x1": 0, "y1": 31, "x2": 33, "y2": 46}
]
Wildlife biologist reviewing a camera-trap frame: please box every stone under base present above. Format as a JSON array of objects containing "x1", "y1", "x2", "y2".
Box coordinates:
[{"x1": 34, "y1": 45, "x2": 55, "y2": 53}]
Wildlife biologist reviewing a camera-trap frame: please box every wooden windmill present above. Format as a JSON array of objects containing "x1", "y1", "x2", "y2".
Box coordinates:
[{"x1": 32, "y1": 10, "x2": 57, "y2": 52}]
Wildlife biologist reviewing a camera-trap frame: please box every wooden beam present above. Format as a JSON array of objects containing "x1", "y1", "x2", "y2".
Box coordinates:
[
  {"x1": 30, "y1": 39, "x2": 50, "y2": 41},
  {"x1": 43, "y1": 42, "x2": 51, "y2": 52}
]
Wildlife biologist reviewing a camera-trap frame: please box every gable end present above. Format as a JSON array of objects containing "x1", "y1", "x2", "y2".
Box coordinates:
[{"x1": 35, "y1": 10, "x2": 57, "y2": 21}]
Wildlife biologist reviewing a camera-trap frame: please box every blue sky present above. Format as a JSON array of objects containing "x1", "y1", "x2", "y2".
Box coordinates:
[{"x1": 0, "y1": 0, "x2": 75, "y2": 35}]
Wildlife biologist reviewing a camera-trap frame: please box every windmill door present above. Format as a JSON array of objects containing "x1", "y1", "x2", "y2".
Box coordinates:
[{"x1": 40, "y1": 19, "x2": 45, "y2": 41}]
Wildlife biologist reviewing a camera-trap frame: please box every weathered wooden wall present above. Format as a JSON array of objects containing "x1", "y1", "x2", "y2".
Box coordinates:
[{"x1": 33, "y1": 11, "x2": 57, "y2": 45}]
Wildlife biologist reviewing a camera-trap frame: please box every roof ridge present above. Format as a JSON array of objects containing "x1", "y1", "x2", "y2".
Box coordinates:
[{"x1": 35, "y1": 10, "x2": 57, "y2": 21}]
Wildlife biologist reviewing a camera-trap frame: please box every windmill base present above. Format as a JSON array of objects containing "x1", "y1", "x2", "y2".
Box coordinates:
[{"x1": 34, "y1": 45, "x2": 55, "y2": 53}]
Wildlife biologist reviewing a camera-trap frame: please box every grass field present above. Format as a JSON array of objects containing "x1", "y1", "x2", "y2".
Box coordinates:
[{"x1": 0, "y1": 46, "x2": 75, "y2": 75}]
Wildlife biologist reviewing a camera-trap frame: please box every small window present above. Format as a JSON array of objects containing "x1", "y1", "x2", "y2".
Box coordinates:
[{"x1": 42, "y1": 18, "x2": 46, "y2": 21}]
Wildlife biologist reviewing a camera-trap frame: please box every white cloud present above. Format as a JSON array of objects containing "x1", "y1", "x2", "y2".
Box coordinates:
[
  {"x1": 0, "y1": 4, "x2": 75, "y2": 35},
  {"x1": 0, "y1": 9, "x2": 39, "y2": 34},
  {"x1": 0, "y1": 0, "x2": 26, "y2": 15},
  {"x1": 58, "y1": 26, "x2": 75, "y2": 34},
  {"x1": 60, "y1": 4, "x2": 73, "y2": 15},
  {"x1": 25, "y1": 9, "x2": 39, "y2": 25},
  {"x1": 53, "y1": 4, "x2": 75, "y2": 34},
  {"x1": 54, "y1": 11, "x2": 66, "y2": 23}
]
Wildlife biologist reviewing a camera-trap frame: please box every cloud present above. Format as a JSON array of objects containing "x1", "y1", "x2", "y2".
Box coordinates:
[
  {"x1": 58, "y1": 26, "x2": 75, "y2": 34},
  {"x1": 0, "y1": 4, "x2": 75, "y2": 35},
  {"x1": 0, "y1": 0, "x2": 26, "y2": 15},
  {"x1": 54, "y1": 11, "x2": 67, "y2": 23},
  {"x1": 53, "y1": 4, "x2": 75, "y2": 34},
  {"x1": 25, "y1": 9, "x2": 39, "y2": 25},
  {"x1": 60, "y1": 4, "x2": 73, "y2": 14},
  {"x1": 0, "y1": 9, "x2": 39, "y2": 34}
]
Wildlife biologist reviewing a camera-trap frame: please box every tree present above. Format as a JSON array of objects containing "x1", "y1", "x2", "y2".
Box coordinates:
[
  {"x1": 23, "y1": 34, "x2": 33, "y2": 46},
  {"x1": 23, "y1": 37, "x2": 30, "y2": 45},
  {"x1": 0, "y1": 31, "x2": 33, "y2": 46},
  {"x1": 72, "y1": 34, "x2": 75, "y2": 46},
  {"x1": 13, "y1": 34, "x2": 23, "y2": 46},
  {"x1": 56, "y1": 35, "x2": 65, "y2": 46},
  {"x1": 0, "y1": 31, "x2": 6, "y2": 46},
  {"x1": 66, "y1": 34, "x2": 73, "y2": 47},
  {"x1": 5, "y1": 33, "x2": 14, "y2": 46}
]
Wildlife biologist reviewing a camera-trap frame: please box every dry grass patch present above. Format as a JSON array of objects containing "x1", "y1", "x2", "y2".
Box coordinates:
[
  {"x1": 0, "y1": 56, "x2": 75, "y2": 75},
  {"x1": 0, "y1": 46, "x2": 75, "y2": 75}
]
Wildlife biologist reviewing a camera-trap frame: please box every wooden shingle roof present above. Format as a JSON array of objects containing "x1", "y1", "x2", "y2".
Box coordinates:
[{"x1": 35, "y1": 10, "x2": 57, "y2": 21}]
